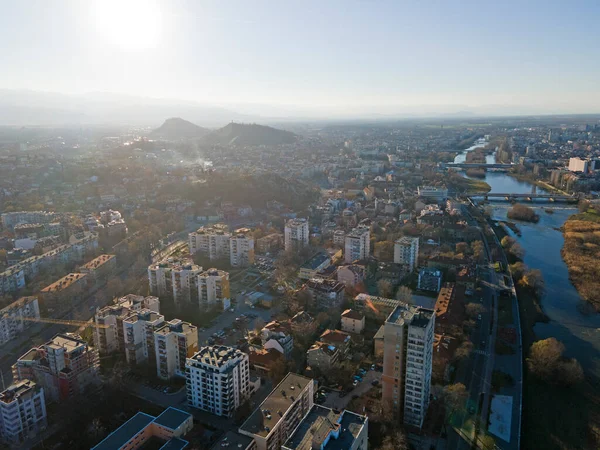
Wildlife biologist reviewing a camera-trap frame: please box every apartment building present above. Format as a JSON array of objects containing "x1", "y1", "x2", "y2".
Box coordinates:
[
  {"x1": 344, "y1": 226, "x2": 370, "y2": 263},
  {"x1": 123, "y1": 310, "x2": 166, "y2": 366},
  {"x1": 341, "y1": 309, "x2": 365, "y2": 334},
  {"x1": 417, "y1": 186, "x2": 448, "y2": 202},
  {"x1": 284, "y1": 218, "x2": 309, "y2": 252},
  {"x1": 79, "y1": 254, "x2": 117, "y2": 282},
  {"x1": 332, "y1": 229, "x2": 346, "y2": 246},
  {"x1": 305, "y1": 278, "x2": 345, "y2": 310},
  {"x1": 12, "y1": 333, "x2": 100, "y2": 402},
  {"x1": 198, "y1": 269, "x2": 230, "y2": 311},
  {"x1": 256, "y1": 233, "x2": 283, "y2": 254},
  {"x1": 94, "y1": 294, "x2": 160, "y2": 355},
  {"x1": 154, "y1": 319, "x2": 198, "y2": 380},
  {"x1": 0, "y1": 380, "x2": 47, "y2": 447},
  {"x1": 91, "y1": 407, "x2": 193, "y2": 450},
  {"x1": 239, "y1": 373, "x2": 315, "y2": 450},
  {"x1": 568, "y1": 157, "x2": 589, "y2": 173},
  {"x1": 337, "y1": 264, "x2": 366, "y2": 288},
  {"x1": 186, "y1": 346, "x2": 250, "y2": 417},
  {"x1": 282, "y1": 405, "x2": 368, "y2": 450},
  {"x1": 319, "y1": 329, "x2": 351, "y2": 358},
  {"x1": 394, "y1": 236, "x2": 419, "y2": 271},
  {"x1": 1, "y1": 211, "x2": 58, "y2": 230},
  {"x1": 298, "y1": 252, "x2": 331, "y2": 280},
  {"x1": 382, "y1": 303, "x2": 435, "y2": 429},
  {"x1": 148, "y1": 258, "x2": 202, "y2": 305},
  {"x1": 418, "y1": 268, "x2": 442, "y2": 293},
  {"x1": 261, "y1": 321, "x2": 294, "y2": 359},
  {"x1": 230, "y1": 229, "x2": 255, "y2": 267},
  {"x1": 40, "y1": 272, "x2": 90, "y2": 308},
  {"x1": 188, "y1": 224, "x2": 231, "y2": 259},
  {"x1": 306, "y1": 342, "x2": 340, "y2": 371},
  {"x1": 0, "y1": 297, "x2": 40, "y2": 346}
]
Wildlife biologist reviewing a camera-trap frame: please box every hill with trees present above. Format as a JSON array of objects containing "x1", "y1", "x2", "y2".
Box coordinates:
[
  {"x1": 150, "y1": 117, "x2": 209, "y2": 140},
  {"x1": 203, "y1": 122, "x2": 297, "y2": 146}
]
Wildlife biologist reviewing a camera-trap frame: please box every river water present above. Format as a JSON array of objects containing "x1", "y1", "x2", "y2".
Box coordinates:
[{"x1": 456, "y1": 143, "x2": 600, "y2": 376}]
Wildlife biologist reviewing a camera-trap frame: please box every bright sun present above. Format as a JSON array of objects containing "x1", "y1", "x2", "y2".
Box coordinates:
[{"x1": 92, "y1": 0, "x2": 163, "y2": 50}]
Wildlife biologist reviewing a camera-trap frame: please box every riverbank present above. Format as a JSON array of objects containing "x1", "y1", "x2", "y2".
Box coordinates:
[
  {"x1": 561, "y1": 208, "x2": 600, "y2": 311},
  {"x1": 506, "y1": 171, "x2": 569, "y2": 195}
]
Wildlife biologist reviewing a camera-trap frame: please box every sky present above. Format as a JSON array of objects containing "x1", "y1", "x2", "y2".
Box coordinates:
[{"x1": 1, "y1": 0, "x2": 600, "y2": 116}]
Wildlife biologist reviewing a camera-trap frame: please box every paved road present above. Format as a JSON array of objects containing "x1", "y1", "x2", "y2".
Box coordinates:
[{"x1": 322, "y1": 370, "x2": 381, "y2": 410}]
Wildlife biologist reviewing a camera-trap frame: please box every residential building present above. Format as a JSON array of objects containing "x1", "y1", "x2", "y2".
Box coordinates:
[
  {"x1": 154, "y1": 319, "x2": 198, "y2": 380},
  {"x1": 417, "y1": 186, "x2": 448, "y2": 202},
  {"x1": 373, "y1": 325, "x2": 384, "y2": 358},
  {"x1": 289, "y1": 311, "x2": 314, "y2": 333},
  {"x1": 239, "y1": 373, "x2": 315, "y2": 450},
  {"x1": 394, "y1": 237, "x2": 419, "y2": 271},
  {"x1": 341, "y1": 309, "x2": 365, "y2": 334},
  {"x1": 211, "y1": 431, "x2": 256, "y2": 450},
  {"x1": 337, "y1": 264, "x2": 366, "y2": 288},
  {"x1": 123, "y1": 310, "x2": 166, "y2": 366},
  {"x1": 188, "y1": 224, "x2": 231, "y2": 260},
  {"x1": 197, "y1": 269, "x2": 230, "y2": 311},
  {"x1": 40, "y1": 272, "x2": 90, "y2": 308},
  {"x1": 230, "y1": 229, "x2": 255, "y2": 267},
  {"x1": 0, "y1": 297, "x2": 40, "y2": 346},
  {"x1": 94, "y1": 295, "x2": 160, "y2": 355},
  {"x1": 0, "y1": 380, "x2": 47, "y2": 447},
  {"x1": 332, "y1": 230, "x2": 346, "y2": 246},
  {"x1": 344, "y1": 226, "x2": 370, "y2": 263},
  {"x1": 306, "y1": 342, "x2": 340, "y2": 371},
  {"x1": 148, "y1": 258, "x2": 202, "y2": 306},
  {"x1": 185, "y1": 346, "x2": 250, "y2": 417},
  {"x1": 382, "y1": 303, "x2": 435, "y2": 429},
  {"x1": 282, "y1": 405, "x2": 368, "y2": 450},
  {"x1": 1, "y1": 211, "x2": 58, "y2": 230},
  {"x1": 79, "y1": 254, "x2": 116, "y2": 282},
  {"x1": 12, "y1": 333, "x2": 100, "y2": 402},
  {"x1": 91, "y1": 407, "x2": 193, "y2": 450},
  {"x1": 298, "y1": 252, "x2": 331, "y2": 280},
  {"x1": 305, "y1": 278, "x2": 345, "y2": 310},
  {"x1": 418, "y1": 268, "x2": 442, "y2": 292},
  {"x1": 256, "y1": 233, "x2": 283, "y2": 254},
  {"x1": 261, "y1": 321, "x2": 294, "y2": 359},
  {"x1": 569, "y1": 157, "x2": 589, "y2": 173},
  {"x1": 319, "y1": 329, "x2": 352, "y2": 358},
  {"x1": 284, "y1": 218, "x2": 309, "y2": 252}
]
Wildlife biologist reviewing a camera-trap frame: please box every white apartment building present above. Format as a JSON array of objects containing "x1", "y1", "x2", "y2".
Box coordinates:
[
  {"x1": 394, "y1": 236, "x2": 419, "y2": 271},
  {"x1": 188, "y1": 224, "x2": 231, "y2": 260},
  {"x1": 94, "y1": 294, "x2": 160, "y2": 355},
  {"x1": 284, "y1": 218, "x2": 309, "y2": 252},
  {"x1": 148, "y1": 259, "x2": 201, "y2": 305},
  {"x1": 239, "y1": 373, "x2": 315, "y2": 450},
  {"x1": 0, "y1": 297, "x2": 40, "y2": 346},
  {"x1": 568, "y1": 157, "x2": 589, "y2": 173},
  {"x1": 382, "y1": 303, "x2": 435, "y2": 429},
  {"x1": 123, "y1": 310, "x2": 165, "y2": 365},
  {"x1": 344, "y1": 226, "x2": 370, "y2": 263},
  {"x1": 154, "y1": 319, "x2": 198, "y2": 380},
  {"x1": 185, "y1": 346, "x2": 250, "y2": 417},
  {"x1": 230, "y1": 230, "x2": 255, "y2": 267},
  {"x1": 332, "y1": 229, "x2": 346, "y2": 246},
  {"x1": 417, "y1": 186, "x2": 448, "y2": 202},
  {"x1": 1, "y1": 211, "x2": 58, "y2": 230},
  {"x1": 0, "y1": 380, "x2": 47, "y2": 447},
  {"x1": 197, "y1": 269, "x2": 230, "y2": 311}
]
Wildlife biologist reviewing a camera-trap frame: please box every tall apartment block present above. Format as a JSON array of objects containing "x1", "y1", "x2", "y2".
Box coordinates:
[
  {"x1": 230, "y1": 228, "x2": 255, "y2": 267},
  {"x1": 94, "y1": 294, "x2": 160, "y2": 355},
  {"x1": 12, "y1": 333, "x2": 100, "y2": 402},
  {"x1": 148, "y1": 258, "x2": 202, "y2": 306},
  {"x1": 239, "y1": 373, "x2": 315, "y2": 450},
  {"x1": 284, "y1": 218, "x2": 309, "y2": 252},
  {"x1": 0, "y1": 297, "x2": 40, "y2": 346},
  {"x1": 382, "y1": 303, "x2": 435, "y2": 429},
  {"x1": 198, "y1": 269, "x2": 230, "y2": 311},
  {"x1": 154, "y1": 319, "x2": 198, "y2": 380},
  {"x1": 123, "y1": 310, "x2": 166, "y2": 366},
  {"x1": 185, "y1": 346, "x2": 250, "y2": 417},
  {"x1": 188, "y1": 224, "x2": 231, "y2": 260},
  {"x1": 344, "y1": 226, "x2": 370, "y2": 263},
  {"x1": 394, "y1": 236, "x2": 419, "y2": 271},
  {"x1": 1, "y1": 211, "x2": 58, "y2": 230},
  {"x1": 0, "y1": 380, "x2": 47, "y2": 447}
]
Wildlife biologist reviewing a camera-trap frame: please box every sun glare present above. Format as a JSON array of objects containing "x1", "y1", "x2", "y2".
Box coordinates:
[{"x1": 92, "y1": 0, "x2": 163, "y2": 50}]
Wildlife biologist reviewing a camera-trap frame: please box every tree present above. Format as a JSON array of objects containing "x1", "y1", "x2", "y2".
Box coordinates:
[
  {"x1": 378, "y1": 429, "x2": 409, "y2": 450},
  {"x1": 374, "y1": 241, "x2": 394, "y2": 261},
  {"x1": 501, "y1": 236, "x2": 516, "y2": 249},
  {"x1": 471, "y1": 240, "x2": 485, "y2": 263},
  {"x1": 509, "y1": 262, "x2": 528, "y2": 280},
  {"x1": 465, "y1": 303, "x2": 486, "y2": 319},
  {"x1": 395, "y1": 286, "x2": 413, "y2": 304},
  {"x1": 377, "y1": 279, "x2": 394, "y2": 298},
  {"x1": 527, "y1": 337, "x2": 584, "y2": 386},
  {"x1": 455, "y1": 340, "x2": 474, "y2": 360},
  {"x1": 455, "y1": 242, "x2": 469, "y2": 255},
  {"x1": 443, "y1": 383, "x2": 468, "y2": 411},
  {"x1": 509, "y1": 242, "x2": 525, "y2": 260},
  {"x1": 520, "y1": 269, "x2": 544, "y2": 297},
  {"x1": 0, "y1": 249, "x2": 6, "y2": 264}
]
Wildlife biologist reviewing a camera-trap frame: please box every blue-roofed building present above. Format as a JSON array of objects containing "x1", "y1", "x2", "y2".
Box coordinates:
[
  {"x1": 298, "y1": 253, "x2": 331, "y2": 279},
  {"x1": 91, "y1": 407, "x2": 193, "y2": 450}
]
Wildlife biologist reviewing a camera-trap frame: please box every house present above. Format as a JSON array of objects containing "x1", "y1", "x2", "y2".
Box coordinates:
[
  {"x1": 307, "y1": 342, "x2": 340, "y2": 371},
  {"x1": 341, "y1": 309, "x2": 365, "y2": 334},
  {"x1": 337, "y1": 264, "x2": 366, "y2": 288},
  {"x1": 319, "y1": 329, "x2": 351, "y2": 358}
]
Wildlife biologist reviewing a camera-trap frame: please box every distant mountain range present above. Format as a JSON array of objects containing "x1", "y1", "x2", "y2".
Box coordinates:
[{"x1": 149, "y1": 119, "x2": 297, "y2": 146}]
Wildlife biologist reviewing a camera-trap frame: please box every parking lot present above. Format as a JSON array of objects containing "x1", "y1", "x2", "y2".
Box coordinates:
[{"x1": 320, "y1": 369, "x2": 382, "y2": 410}]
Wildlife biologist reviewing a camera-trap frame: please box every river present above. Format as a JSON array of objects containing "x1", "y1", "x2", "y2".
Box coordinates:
[{"x1": 457, "y1": 144, "x2": 600, "y2": 376}]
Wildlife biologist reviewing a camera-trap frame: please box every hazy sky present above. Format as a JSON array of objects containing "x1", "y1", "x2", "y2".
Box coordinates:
[{"x1": 2, "y1": 0, "x2": 600, "y2": 115}]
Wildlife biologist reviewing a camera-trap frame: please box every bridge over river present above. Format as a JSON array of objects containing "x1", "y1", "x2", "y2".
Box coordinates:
[{"x1": 469, "y1": 192, "x2": 579, "y2": 203}]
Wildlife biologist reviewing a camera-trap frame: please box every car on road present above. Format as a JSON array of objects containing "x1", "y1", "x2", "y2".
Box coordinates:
[
  {"x1": 371, "y1": 380, "x2": 379, "y2": 386},
  {"x1": 352, "y1": 380, "x2": 359, "y2": 387}
]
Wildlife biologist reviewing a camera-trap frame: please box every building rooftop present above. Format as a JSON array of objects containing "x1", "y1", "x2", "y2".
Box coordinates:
[
  {"x1": 155, "y1": 319, "x2": 196, "y2": 336},
  {"x1": 158, "y1": 437, "x2": 189, "y2": 450},
  {"x1": 92, "y1": 412, "x2": 155, "y2": 450},
  {"x1": 80, "y1": 254, "x2": 115, "y2": 271},
  {"x1": 41, "y1": 272, "x2": 87, "y2": 293},
  {"x1": 282, "y1": 405, "x2": 367, "y2": 450},
  {"x1": 44, "y1": 333, "x2": 87, "y2": 352},
  {"x1": 153, "y1": 407, "x2": 193, "y2": 431},
  {"x1": 240, "y1": 373, "x2": 313, "y2": 438},
  {"x1": 396, "y1": 236, "x2": 419, "y2": 245},
  {"x1": 302, "y1": 252, "x2": 330, "y2": 270},
  {"x1": 0, "y1": 380, "x2": 38, "y2": 404},
  {"x1": 387, "y1": 303, "x2": 434, "y2": 329},
  {"x1": 0, "y1": 296, "x2": 38, "y2": 314},
  {"x1": 189, "y1": 345, "x2": 245, "y2": 368},
  {"x1": 341, "y1": 309, "x2": 364, "y2": 321},
  {"x1": 320, "y1": 329, "x2": 351, "y2": 344},
  {"x1": 210, "y1": 431, "x2": 254, "y2": 450}
]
